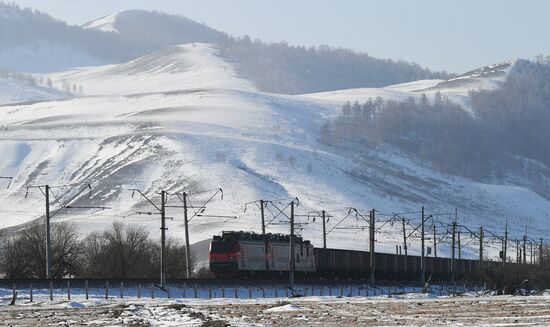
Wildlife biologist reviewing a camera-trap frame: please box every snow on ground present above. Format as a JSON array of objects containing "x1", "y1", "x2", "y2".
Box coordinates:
[
  {"x1": 0, "y1": 77, "x2": 67, "y2": 104},
  {"x1": 1, "y1": 287, "x2": 550, "y2": 326},
  {"x1": 0, "y1": 44, "x2": 548, "y2": 263}
]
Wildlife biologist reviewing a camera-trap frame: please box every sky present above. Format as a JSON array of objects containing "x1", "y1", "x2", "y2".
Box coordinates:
[{"x1": 7, "y1": 0, "x2": 550, "y2": 73}]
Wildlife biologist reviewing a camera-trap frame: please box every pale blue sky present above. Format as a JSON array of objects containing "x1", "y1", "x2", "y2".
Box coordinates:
[{"x1": 8, "y1": 0, "x2": 550, "y2": 73}]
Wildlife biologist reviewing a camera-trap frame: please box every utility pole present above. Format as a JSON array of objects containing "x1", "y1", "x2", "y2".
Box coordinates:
[
  {"x1": 25, "y1": 183, "x2": 96, "y2": 279},
  {"x1": 160, "y1": 190, "x2": 167, "y2": 289},
  {"x1": 402, "y1": 217, "x2": 408, "y2": 273},
  {"x1": 456, "y1": 208, "x2": 461, "y2": 260},
  {"x1": 503, "y1": 221, "x2": 508, "y2": 267},
  {"x1": 451, "y1": 221, "x2": 457, "y2": 295},
  {"x1": 289, "y1": 200, "x2": 295, "y2": 290},
  {"x1": 420, "y1": 206, "x2": 425, "y2": 286},
  {"x1": 540, "y1": 238, "x2": 544, "y2": 265},
  {"x1": 516, "y1": 240, "x2": 520, "y2": 264},
  {"x1": 182, "y1": 192, "x2": 191, "y2": 279},
  {"x1": 260, "y1": 200, "x2": 269, "y2": 271},
  {"x1": 369, "y1": 209, "x2": 375, "y2": 286},
  {"x1": 479, "y1": 226, "x2": 483, "y2": 264},
  {"x1": 523, "y1": 234, "x2": 527, "y2": 264},
  {"x1": 433, "y1": 224, "x2": 437, "y2": 258},
  {"x1": 45, "y1": 185, "x2": 52, "y2": 280},
  {"x1": 178, "y1": 188, "x2": 225, "y2": 279},
  {"x1": 322, "y1": 210, "x2": 327, "y2": 249},
  {"x1": 530, "y1": 242, "x2": 534, "y2": 264},
  {"x1": 130, "y1": 188, "x2": 167, "y2": 289},
  {"x1": 458, "y1": 228, "x2": 461, "y2": 260}
]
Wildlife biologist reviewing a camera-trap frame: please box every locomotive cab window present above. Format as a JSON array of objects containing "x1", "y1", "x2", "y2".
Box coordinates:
[{"x1": 210, "y1": 240, "x2": 239, "y2": 253}]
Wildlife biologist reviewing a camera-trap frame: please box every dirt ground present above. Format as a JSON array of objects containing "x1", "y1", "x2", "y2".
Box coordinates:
[{"x1": 1, "y1": 295, "x2": 550, "y2": 326}]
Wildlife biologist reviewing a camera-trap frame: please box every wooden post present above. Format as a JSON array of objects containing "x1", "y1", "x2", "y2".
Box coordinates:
[
  {"x1": 49, "y1": 281, "x2": 53, "y2": 301},
  {"x1": 29, "y1": 283, "x2": 33, "y2": 302},
  {"x1": 105, "y1": 281, "x2": 109, "y2": 300},
  {"x1": 138, "y1": 283, "x2": 141, "y2": 299},
  {"x1": 120, "y1": 282, "x2": 124, "y2": 298},
  {"x1": 9, "y1": 284, "x2": 17, "y2": 306},
  {"x1": 67, "y1": 280, "x2": 71, "y2": 300},
  {"x1": 85, "y1": 280, "x2": 89, "y2": 300}
]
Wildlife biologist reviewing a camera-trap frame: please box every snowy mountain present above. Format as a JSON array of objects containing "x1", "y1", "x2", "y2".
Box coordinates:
[
  {"x1": 302, "y1": 60, "x2": 518, "y2": 110},
  {"x1": 0, "y1": 45, "x2": 548, "y2": 264},
  {"x1": 46, "y1": 44, "x2": 254, "y2": 96},
  {"x1": 82, "y1": 10, "x2": 226, "y2": 45},
  {"x1": 0, "y1": 3, "x2": 449, "y2": 93},
  {"x1": 0, "y1": 3, "x2": 147, "y2": 73}
]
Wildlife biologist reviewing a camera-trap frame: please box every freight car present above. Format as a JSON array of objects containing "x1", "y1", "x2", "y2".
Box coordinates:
[{"x1": 209, "y1": 231, "x2": 501, "y2": 281}]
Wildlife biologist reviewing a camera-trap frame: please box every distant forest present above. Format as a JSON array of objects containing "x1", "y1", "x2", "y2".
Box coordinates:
[
  {"x1": 0, "y1": 2, "x2": 451, "y2": 94},
  {"x1": 321, "y1": 60, "x2": 550, "y2": 187},
  {"x1": 218, "y1": 36, "x2": 451, "y2": 94}
]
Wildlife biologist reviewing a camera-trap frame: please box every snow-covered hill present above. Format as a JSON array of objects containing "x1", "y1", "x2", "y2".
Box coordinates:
[
  {"x1": 302, "y1": 60, "x2": 517, "y2": 110},
  {"x1": 0, "y1": 75, "x2": 66, "y2": 105},
  {"x1": 47, "y1": 44, "x2": 254, "y2": 95},
  {"x1": 0, "y1": 45, "x2": 547, "y2": 263}
]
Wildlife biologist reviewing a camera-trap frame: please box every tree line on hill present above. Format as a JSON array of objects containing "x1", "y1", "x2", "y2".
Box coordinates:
[{"x1": 321, "y1": 60, "x2": 550, "y2": 194}]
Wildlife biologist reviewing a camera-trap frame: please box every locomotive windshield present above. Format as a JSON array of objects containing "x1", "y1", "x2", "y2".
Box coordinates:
[{"x1": 210, "y1": 239, "x2": 239, "y2": 253}]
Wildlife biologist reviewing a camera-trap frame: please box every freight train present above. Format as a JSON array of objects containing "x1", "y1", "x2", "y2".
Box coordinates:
[{"x1": 209, "y1": 231, "x2": 503, "y2": 281}]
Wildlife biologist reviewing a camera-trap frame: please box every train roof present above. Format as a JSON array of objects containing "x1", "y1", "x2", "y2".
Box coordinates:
[{"x1": 213, "y1": 231, "x2": 310, "y2": 244}]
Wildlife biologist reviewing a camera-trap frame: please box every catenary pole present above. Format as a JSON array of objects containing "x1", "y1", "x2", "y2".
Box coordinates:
[
  {"x1": 260, "y1": 200, "x2": 269, "y2": 271},
  {"x1": 451, "y1": 221, "x2": 456, "y2": 295},
  {"x1": 369, "y1": 209, "x2": 375, "y2": 286},
  {"x1": 160, "y1": 190, "x2": 166, "y2": 289},
  {"x1": 45, "y1": 185, "x2": 52, "y2": 279},
  {"x1": 402, "y1": 217, "x2": 408, "y2": 274},
  {"x1": 322, "y1": 210, "x2": 327, "y2": 249},
  {"x1": 433, "y1": 224, "x2": 437, "y2": 258},
  {"x1": 289, "y1": 201, "x2": 295, "y2": 290},
  {"x1": 183, "y1": 192, "x2": 191, "y2": 279},
  {"x1": 420, "y1": 206, "x2": 425, "y2": 286}
]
